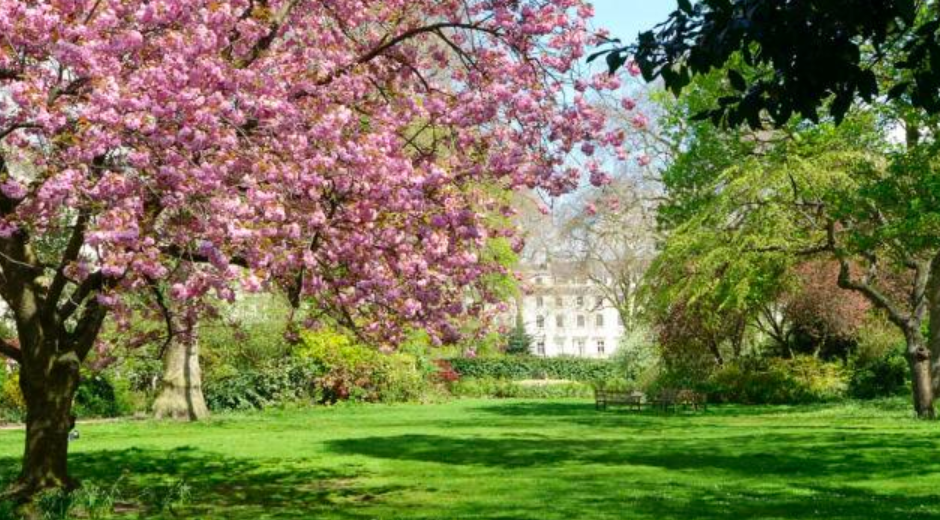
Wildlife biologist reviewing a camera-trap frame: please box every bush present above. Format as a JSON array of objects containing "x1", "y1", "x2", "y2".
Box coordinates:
[
  {"x1": 204, "y1": 358, "x2": 323, "y2": 411},
  {"x1": 446, "y1": 356, "x2": 620, "y2": 382},
  {"x1": 73, "y1": 372, "x2": 136, "y2": 418},
  {"x1": 0, "y1": 368, "x2": 25, "y2": 422},
  {"x1": 449, "y1": 377, "x2": 593, "y2": 399},
  {"x1": 299, "y1": 329, "x2": 434, "y2": 404},
  {"x1": 707, "y1": 356, "x2": 848, "y2": 404},
  {"x1": 849, "y1": 347, "x2": 909, "y2": 399},
  {"x1": 611, "y1": 328, "x2": 660, "y2": 387}
]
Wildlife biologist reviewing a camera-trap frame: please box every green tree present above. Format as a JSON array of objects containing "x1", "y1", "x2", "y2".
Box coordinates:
[
  {"x1": 505, "y1": 320, "x2": 533, "y2": 356},
  {"x1": 599, "y1": 0, "x2": 940, "y2": 126},
  {"x1": 649, "y1": 90, "x2": 940, "y2": 416}
]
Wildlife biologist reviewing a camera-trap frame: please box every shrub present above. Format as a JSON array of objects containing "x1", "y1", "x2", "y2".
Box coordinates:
[
  {"x1": 849, "y1": 346, "x2": 909, "y2": 399},
  {"x1": 592, "y1": 378, "x2": 636, "y2": 393},
  {"x1": 204, "y1": 358, "x2": 323, "y2": 411},
  {"x1": 73, "y1": 372, "x2": 136, "y2": 418},
  {"x1": 611, "y1": 327, "x2": 660, "y2": 387},
  {"x1": 449, "y1": 377, "x2": 593, "y2": 399},
  {"x1": 299, "y1": 329, "x2": 434, "y2": 404},
  {"x1": 432, "y1": 360, "x2": 460, "y2": 384},
  {"x1": 707, "y1": 356, "x2": 848, "y2": 404},
  {"x1": 446, "y1": 356, "x2": 619, "y2": 382},
  {"x1": 0, "y1": 369, "x2": 25, "y2": 422}
]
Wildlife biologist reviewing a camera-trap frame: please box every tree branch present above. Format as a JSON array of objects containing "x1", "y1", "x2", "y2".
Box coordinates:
[
  {"x1": 57, "y1": 271, "x2": 105, "y2": 323},
  {"x1": 45, "y1": 211, "x2": 89, "y2": 316},
  {"x1": 299, "y1": 22, "x2": 501, "y2": 94},
  {"x1": 160, "y1": 244, "x2": 249, "y2": 268},
  {"x1": 0, "y1": 338, "x2": 21, "y2": 363}
]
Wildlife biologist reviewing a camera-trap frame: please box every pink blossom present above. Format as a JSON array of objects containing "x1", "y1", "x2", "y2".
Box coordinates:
[
  {"x1": 0, "y1": 180, "x2": 26, "y2": 200},
  {"x1": 0, "y1": 0, "x2": 628, "y2": 354},
  {"x1": 627, "y1": 60, "x2": 642, "y2": 77}
]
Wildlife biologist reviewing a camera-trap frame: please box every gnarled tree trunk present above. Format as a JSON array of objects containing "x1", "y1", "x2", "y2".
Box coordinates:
[
  {"x1": 153, "y1": 330, "x2": 208, "y2": 421},
  {"x1": 14, "y1": 349, "x2": 81, "y2": 498},
  {"x1": 906, "y1": 331, "x2": 935, "y2": 419}
]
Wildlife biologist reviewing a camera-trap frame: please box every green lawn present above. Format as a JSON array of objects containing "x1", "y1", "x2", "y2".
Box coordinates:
[{"x1": 2, "y1": 399, "x2": 940, "y2": 519}]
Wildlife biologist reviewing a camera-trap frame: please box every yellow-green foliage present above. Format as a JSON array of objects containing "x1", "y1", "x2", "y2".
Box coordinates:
[
  {"x1": 298, "y1": 329, "x2": 430, "y2": 403},
  {"x1": 708, "y1": 356, "x2": 847, "y2": 404},
  {"x1": 0, "y1": 370, "x2": 25, "y2": 416}
]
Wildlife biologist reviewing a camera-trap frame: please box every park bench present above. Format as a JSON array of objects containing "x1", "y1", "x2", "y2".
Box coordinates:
[
  {"x1": 652, "y1": 388, "x2": 707, "y2": 412},
  {"x1": 594, "y1": 388, "x2": 644, "y2": 411}
]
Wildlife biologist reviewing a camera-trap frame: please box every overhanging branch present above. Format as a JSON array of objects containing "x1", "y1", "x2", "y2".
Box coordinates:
[{"x1": 0, "y1": 338, "x2": 21, "y2": 363}]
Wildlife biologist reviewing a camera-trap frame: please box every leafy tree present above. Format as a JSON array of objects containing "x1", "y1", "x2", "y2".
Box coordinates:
[
  {"x1": 779, "y1": 261, "x2": 872, "y2": 361},
  {"x1": 558, "y1": 180, "x2": 656, "y2": 331},
  {"x1": 649, "y1": 98, "x2": 940, "y2": 417},
  {"x1": 505, "y1": 321, "x2": 533, "y2": 356},
  {"x1": 0, "y1": 0, "x2": 623, "y2": 499},
  {"x1": 601, "y1": 0, "x2": 940, "y2": 126}
]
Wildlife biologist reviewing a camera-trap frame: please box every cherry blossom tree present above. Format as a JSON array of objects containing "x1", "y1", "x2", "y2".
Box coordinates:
[{"x1": 0, "y1": 0, "x2": 625, "y2": 498}]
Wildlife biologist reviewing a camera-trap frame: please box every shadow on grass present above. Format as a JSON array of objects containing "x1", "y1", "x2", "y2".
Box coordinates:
[
  {"x1": 327, "y1": 432, "x2": 940, "y2": 519},
  {"x1": 328, "y1": 431, "x2": 940, "y2": 476},
  {"x1": 0, "y1": 447, "x2": 397, "y2": 520},
  {"x1": 470, "y1": 400, "x2": 921, "y2": 433}
]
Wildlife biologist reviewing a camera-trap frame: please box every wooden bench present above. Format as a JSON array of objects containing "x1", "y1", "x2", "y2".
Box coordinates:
[
  {"x1": 652, "y1": 388, "x2": 707, "y2": 412},
  {"x1": 594, "y1": 389, "x2": 644, "y2": 412}
]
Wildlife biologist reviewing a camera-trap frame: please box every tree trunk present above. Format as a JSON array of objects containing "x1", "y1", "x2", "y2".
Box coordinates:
[
  {"x1": 153, "y1": 333, "x2": 208, "y2": 421},
  {"x1": 926, "y1": 252, "x2": 940, "y2": 394},
  {"x1": 906, "y1": 331, "x2": 935, "y2": 419},
  {"x1": 13, "y1": 348, "x2": 81, "y2": 496}
]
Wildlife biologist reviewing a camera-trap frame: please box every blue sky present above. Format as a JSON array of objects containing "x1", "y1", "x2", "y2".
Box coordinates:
[{"x1": 589, "y1": 0, "x2": 676, "y2": 44}]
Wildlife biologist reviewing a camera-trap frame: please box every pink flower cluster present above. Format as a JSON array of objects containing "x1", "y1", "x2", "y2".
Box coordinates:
[{"x1": 0, "y1": 0, "x2": 626, "y2": 345}]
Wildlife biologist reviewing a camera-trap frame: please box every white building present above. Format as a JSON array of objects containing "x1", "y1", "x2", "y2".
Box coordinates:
[{"x1": 516, "y1": 260, "x2": 624, "y2": 358}]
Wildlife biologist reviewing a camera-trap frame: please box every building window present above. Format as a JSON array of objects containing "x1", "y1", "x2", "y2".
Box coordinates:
[
  {"x1": 536, "y1": 296, "x2": 543, "y2": 308},
  {"x1": 554, "y1": 337, "x2": 566, "y2": 355},
  {"x1": 595, "y1": 314, "x2": 604, "y2": 327},
  {"x1": 595, "y1": 296, "x2": 604, "y2": 307},
  {"x1": 576, "y1": 339, "x2": 586, "y2": 356},
  {"x1": 535, "y1": 277, "x2": 543, "y2": 285},
  {"x1": 537, "y1": 341, "x2": 546, "y2": 356},
  {"x1": 556, "y1": 315, "x2": 564, "y2": 328},
  {"x1": 597, "y1": 340, "x2": 606, "y2": 354},
  {"x1": 555, "y1": 296, "x2": 563, "y2": 307},
  {"x1": 536, "y1": 316, "x2": 544, "y2": 329},
  {"x1": 577, "y1": 315, "x2": 585, "y2": 328},
  {"x1": 576, "y1": 295, "x2": 584, "y2": 307}
]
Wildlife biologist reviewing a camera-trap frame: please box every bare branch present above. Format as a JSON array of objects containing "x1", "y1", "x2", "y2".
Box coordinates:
[{"x1": 300, "y1": 22, "x2": 501, "y2": 94}]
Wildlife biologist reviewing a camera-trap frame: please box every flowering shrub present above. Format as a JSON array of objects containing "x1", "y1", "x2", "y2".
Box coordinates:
[
  {"x1": 433, "y1": 360, "x2": 461, "y2": 384},
  {"x1": 298, "y1": 329, "x2": 433, "y2": 404}
]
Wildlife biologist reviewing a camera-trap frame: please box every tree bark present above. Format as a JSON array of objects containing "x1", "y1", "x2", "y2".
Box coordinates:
[
  {"x1": 11, "y1": 342, "x2": 81, "y2": 498},
  {"x1": 906, "y1": 331, "x2": 935, "y2": 419},
  {"x1": 153, "y1": 333, "x2": 208, "y2": 421},
  {"x1": 925, "y1": 252, "x2": 940, "y2": 394}
]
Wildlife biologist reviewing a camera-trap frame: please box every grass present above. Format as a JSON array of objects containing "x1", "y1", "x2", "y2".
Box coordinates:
[{"x1": 2, "y1": 398, "x2": 940, "y2": 519}]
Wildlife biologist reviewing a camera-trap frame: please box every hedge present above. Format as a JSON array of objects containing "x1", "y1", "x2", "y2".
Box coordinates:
[
  {"x1": 449, "y1": 378, "x2": 594, "y2": 398},
  {"x1": 445, "y1": 356, "x2": 620, "y2": 382}
]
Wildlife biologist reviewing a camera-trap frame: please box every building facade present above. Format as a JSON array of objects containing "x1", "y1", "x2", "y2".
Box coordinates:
[{"x1": 517, "y1": 261, "x2": 624, "y2": 358}]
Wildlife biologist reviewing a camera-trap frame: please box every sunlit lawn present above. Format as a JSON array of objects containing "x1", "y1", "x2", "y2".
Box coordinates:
[{"x1": 2, "y1": 398, "x2": 940, "y2": 519}]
